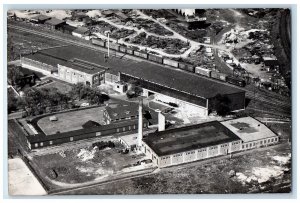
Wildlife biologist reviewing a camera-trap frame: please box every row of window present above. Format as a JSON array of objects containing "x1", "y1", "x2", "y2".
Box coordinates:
[
  {"x1": 242, "y1": 137, "x2": 278, "y2": 149},
  {"x1": 198, "y1": 148, "x2": 207, "y2": 153},
  {"x1": 232, "y1": 141, "x2": 240, "y2": 145},
  {"x1": 173, "y1": 153, "x2": 183, "y2": 157},
  {"x1": 33, "y1": 123, "x2": 146, "y2": 148},
  {"x1": 221, "y1": 144, "x2": 228, "y2": 148},
  {"x1": 161, "y1": 156, "x2": 170, "y2": 160},
  {"x1": 186, "y1": 151, "x2": 195, "y2": 155},
  {"x1": 209, "y1": 146, "x2": 218, "y2": 150}
]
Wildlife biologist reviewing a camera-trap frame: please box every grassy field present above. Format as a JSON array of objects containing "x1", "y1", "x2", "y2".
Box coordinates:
[
  {"x1": 37, "y1": 106, "x2": 105, "y2": 135},
  {"x1": 60, "y1": 143, "x2": 291, "y2": 195}
]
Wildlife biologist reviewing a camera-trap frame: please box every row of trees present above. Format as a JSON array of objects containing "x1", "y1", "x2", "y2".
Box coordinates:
[{"x1": 8, "y1": 82, "x2": 110, "y2": 116}]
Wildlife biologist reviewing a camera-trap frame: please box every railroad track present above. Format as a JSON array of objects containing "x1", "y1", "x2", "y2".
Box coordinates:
[{"x1": 8, "y1": 23, "x2": 291, "y2": 112}]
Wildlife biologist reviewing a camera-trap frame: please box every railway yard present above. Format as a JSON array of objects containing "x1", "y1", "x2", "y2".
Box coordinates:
[{"x1": 6, "y1": 9, "x2": 292, "y2": 195}]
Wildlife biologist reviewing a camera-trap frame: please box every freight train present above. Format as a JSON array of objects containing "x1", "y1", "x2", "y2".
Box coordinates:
[{"x1": 91, "y1": 38, "x2": 246, "y2": 87}]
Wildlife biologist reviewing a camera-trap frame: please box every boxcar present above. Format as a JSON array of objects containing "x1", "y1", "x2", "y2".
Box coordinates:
[
  {"x1": 148, "y1": 53, "x2": 163, "y2": 64},
  {"x1": 178, "y1": 63, "x2": 195, "y2": 72},
  {"x1": 119, "y1": 46, "x2": 127, "y2": 53},
  {"x1": 163, "y1": 58, "x2": 179, "y2": 68},
  {"x1": 195, "y1": 66, "x2": 212, "y2": 77},
  {"x1": 105, "y1": 42, "x2": 120, "y2": 51},
  {"x1": 211, "y1": 71, "x2": 227, "y2": 81},
  {"x1": 133, "y1": 50, "x2": 148, "y2": 59},
  {"x1": 91, "y1": 38, "x2": 106, "y2": 47},
  {"x1": 126, "y1": 48, "x2": 134, "y2": 55}
]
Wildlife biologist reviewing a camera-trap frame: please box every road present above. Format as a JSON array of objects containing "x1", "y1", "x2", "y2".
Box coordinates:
[{"x1": 8, "y1": 23, "x2": 291, "y2": 115}]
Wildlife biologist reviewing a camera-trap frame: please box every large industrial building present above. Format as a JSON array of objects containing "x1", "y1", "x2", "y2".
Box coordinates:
[
  {"x1": 142, "y1": 116, "x2": 279, "y2": 168},
  {"x1": 21, "y1": 45, "x2": 245, "y2": 115}
]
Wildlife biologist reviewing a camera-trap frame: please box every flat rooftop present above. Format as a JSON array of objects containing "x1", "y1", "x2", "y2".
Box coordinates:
[
  {"x1": 143, "y1": 121, "x2": 241, "y2": 156},
  {"x1": 106, "y1": 103, "x2": 139, "y2": 120},
  {"x1": 37, "y1": 106, "x2": 105, "y2": 135},
  {"x1": 221, "y1": 117, "x2": 278, "y2": 143},
  {"x1": 33, "y1": 45, "x2": 244, "y2": 98}
]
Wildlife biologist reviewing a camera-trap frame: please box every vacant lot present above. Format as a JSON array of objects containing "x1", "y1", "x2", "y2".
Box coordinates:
[{"x1": 37, "y1": 106, "x2": 105, "y2": 135}]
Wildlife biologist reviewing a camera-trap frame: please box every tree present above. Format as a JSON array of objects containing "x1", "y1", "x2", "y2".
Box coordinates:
[
  {"x1": 211, "y1": 94, "x2": 231, "y2": 116},
  {"x1": 8, "y1": 90, "x2": 18, "y2": 113},
  {"x1": 126, "y1": 79, "x2": 143, "y2": 98},
  {"x1": 7, "y1": 65, "x2": 22, "y2": 87}
]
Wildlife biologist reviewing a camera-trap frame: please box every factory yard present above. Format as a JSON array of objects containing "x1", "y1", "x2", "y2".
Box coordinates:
[{"x1": 29, "y1": 137, "x2": 154, "y2": 191}]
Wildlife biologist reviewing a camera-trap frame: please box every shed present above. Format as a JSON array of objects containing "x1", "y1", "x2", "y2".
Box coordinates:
[
  {"x1": 30, "y1": 14, "x2": 51, "y2": 24},
  {"x1": 45, "y1": 18, "x2": 66, "y2": 30},
  {"x1": 72, "y1": 27, "x2": 91, "y2": 37}
]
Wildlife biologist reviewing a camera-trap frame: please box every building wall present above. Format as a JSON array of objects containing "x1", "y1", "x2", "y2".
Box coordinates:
[
  {"x1": 30, "y1": 121, "x2": 149, "y2": 149},
  {"x1": 241, "y1": 136, "x2": 279, "y2": 151},
  {"x1": 58, "y1": 64, "x2": 104, "y2": 86},
  {"x1": 105, "y1": 72, "x2": 120, "y2": 84},
  {"x1": 21, "y1": 57, "x2": 57, "y2": 75}
]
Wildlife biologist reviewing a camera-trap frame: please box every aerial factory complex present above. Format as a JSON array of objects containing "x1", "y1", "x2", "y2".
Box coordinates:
[{"x1": 7, "y1": 8, "x2": 291, "y2": 195}]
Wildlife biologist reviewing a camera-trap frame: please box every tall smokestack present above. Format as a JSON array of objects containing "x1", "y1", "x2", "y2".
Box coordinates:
[
  {"x1": 138, "y1": 98, "x2": 143, "y2": 148},
  {"x1": 155, "y1": 109, "x2": 165, "y2": 131}
]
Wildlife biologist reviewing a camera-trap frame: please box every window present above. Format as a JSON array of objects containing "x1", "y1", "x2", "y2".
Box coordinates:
[
  {"x1": 35, "y1": 143, "x2": 38, "y2": 148},
  {"x1": 49, "y1": 141, "x2": 53, "y2": 145},
  {"x1": 123, "y1": 127, "x2": 126, "y2": 132},
  {"x1": 249, "y1": 143, "x2": 252, "y2": 147},
  {"x1": 271, "y1": 138, "x2": 274, "y2": 142},
  {"x1": 70, "y1": 137, "x2": 73, "y2": 141},
  {"x1": 144, "y1": 123, "x2": 147, "y2": 127},
  {"x1": 133, "y1": 125, "x2": 136, "y2": 129},
  {"x1": 275, "y1": 138, "x2": 278, "y2": 142},
  {"x1": 96, "y1": 132, "x2": 101, "y2": 136},
  {"x1": 268, "y1": 139, "x2": 270, "y2": 143},
  {"x1": 116, "y1": 128, "x2": 120, "y2": 133},
  {"x1": 40, "y1": 142, "x2": 43, "y2": 147},
  {"x1": 128, "y1": 126, "x2": 131, "y2": 130},
  {"x1": 246, "y1": 144, "x2": 248, "y2": 148},
  {"x1": 264, "y1": 140, "x2": 267, "y2": 144},
  {"x1": 253, "y1": 142, "x2": 256, "y2": 146},
  {"x1": 242, "y1": 145, "x2": 244, "y2": 149},
  {"x1": 260, "y1": 141, "x2": 263, "y2": 144}
]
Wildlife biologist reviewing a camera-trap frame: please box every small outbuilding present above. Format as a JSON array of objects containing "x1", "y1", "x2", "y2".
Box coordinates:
[{"x1": 45, "y1": 18, "x2": 66, "y2": 30}]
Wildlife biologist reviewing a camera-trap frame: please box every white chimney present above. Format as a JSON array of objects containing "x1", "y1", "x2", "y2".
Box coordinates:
[
  {"x1": 155, "y1": 109, "x2": 165, "y2": 131},
  {"x1": 137, "y1": 98, "x2": 143, "y2": 148}
]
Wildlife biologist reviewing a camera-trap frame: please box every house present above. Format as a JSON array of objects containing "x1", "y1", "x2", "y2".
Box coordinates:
[
  {"x1": 44, "y1": 18, "x2": 66, "y2": 30},
  {"x1": 62, "y1": 24, "x2": 77, "y2": 35},
  {"x1": 30, "y1": 14, "x2": 51, "y2": 24},
  {"x1": 72, "y1": 27, "x2": 91, "y2": 38}
]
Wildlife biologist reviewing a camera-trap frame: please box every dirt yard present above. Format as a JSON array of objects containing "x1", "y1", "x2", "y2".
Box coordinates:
[{"x1": 30, "y1": 138, "x2": 151, "y2": 190}]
